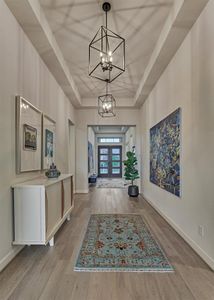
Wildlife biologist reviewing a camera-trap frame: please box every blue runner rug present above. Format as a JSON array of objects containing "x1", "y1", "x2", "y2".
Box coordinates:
[{"x1": 74, "y1": 214, "x2": 174, "y2": 272}]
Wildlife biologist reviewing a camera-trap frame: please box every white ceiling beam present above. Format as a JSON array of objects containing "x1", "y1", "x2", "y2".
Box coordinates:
[
  {"x1": 134, "y1": 0, "x2": 209, "y2": 107},
  {"x1": 5, "y1": 0, "x2": 82, "y2": 108}
]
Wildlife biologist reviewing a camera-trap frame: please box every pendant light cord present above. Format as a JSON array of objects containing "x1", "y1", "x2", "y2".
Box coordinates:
[
  {"x1": 106, "y1": 10, "x2": 107, "y2": 29},
  {"x1": 105, "y1": 10, "x2": 108, "y2": 53},
  {"x1": 106, "y1": 81, "x2": 108, "y2": 94}
]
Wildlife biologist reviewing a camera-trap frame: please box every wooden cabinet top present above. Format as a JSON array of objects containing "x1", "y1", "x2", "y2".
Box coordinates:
[{"x1": 12, "y1": 174, "x2": 73, "y2": 188}]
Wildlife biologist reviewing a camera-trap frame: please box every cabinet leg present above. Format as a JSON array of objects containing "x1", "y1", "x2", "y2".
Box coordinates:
[
  {"x1": 49, "y1": 237, "x2": 54, "y2": 246},
  {"x1": 67, "y1": 214, "x2": 71, "y2": 221}
]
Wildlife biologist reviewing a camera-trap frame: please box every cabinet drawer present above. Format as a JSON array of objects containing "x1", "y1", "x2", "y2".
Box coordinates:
[
  {"x1": 45, "y1": 182, "x2": 61, "y2": 237},
  {"x1": 63, "y1": 177, "x2": 72, "y2": 215}
]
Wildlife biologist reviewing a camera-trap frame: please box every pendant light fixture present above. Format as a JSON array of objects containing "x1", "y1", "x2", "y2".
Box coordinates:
[
  {"x1": 89, "y1": 2, "x2": 125, "y2": 83},
  {"x1": 98, "y1": 82, "x2": 116, "y2": 117}
]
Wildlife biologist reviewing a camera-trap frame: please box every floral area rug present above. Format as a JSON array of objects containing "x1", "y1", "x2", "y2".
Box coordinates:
[
  {"x1": 96, "y1": 178, "x2": 127, "y2": 189},
  {"x1": 74, "y1": 214, "x2": 174, "y2": 272}
]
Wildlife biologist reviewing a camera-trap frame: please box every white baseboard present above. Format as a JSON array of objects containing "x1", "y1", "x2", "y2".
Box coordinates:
[
  {"x1": 0, "y1": 246, "x2": 24, "y2": 272},
  {"x1": 142, "y1": 193, "x2": 214, "y2": 271},
  {"x1": 75, "y1": 189, "x2": 89, "y2": 194}
]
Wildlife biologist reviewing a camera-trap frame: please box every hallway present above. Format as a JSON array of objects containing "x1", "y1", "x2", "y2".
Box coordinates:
[
  {"x1": 0, "y1": 0, "x2": 214, "y2": 299},
  {"x1": 0, "y1": 188, "x2": 213, "y2": 300}
]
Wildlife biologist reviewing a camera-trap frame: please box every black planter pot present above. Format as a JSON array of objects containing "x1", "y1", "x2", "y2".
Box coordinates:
[{"x1": 128, "y1": 185, "x2": 139, "y2": 197}]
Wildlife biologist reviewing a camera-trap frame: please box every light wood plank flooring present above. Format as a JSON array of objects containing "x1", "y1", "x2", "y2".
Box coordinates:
[{"x1": 0, "y1": 188, "x2": 214, "y2": 300}]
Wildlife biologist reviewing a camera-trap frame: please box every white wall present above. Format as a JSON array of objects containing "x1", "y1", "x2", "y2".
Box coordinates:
[
  {"x1": 140, "y1": 0, "x2": 214, "y2": 269},
  {"x1": 125, "y1": 127, "x2": 136, "y2": 153},
  {"x1": 0, "y1": 1, "x2": 76, "y2": 271},
  {"x1": 76, "y1": 109, "x2": 141, "y2": 193}
]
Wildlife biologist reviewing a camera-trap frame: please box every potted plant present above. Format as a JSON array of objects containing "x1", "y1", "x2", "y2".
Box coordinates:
[{"x1": 123, "y1": 146, "x2": 140, "y2": 197}]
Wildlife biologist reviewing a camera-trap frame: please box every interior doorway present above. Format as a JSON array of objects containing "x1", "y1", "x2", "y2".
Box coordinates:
[
  {"x1": 87, "y1": 125, "x2": 136, "y2": 188},
  {"x1": 98, "y1": 145, "x2": 122, "y2": 178}
]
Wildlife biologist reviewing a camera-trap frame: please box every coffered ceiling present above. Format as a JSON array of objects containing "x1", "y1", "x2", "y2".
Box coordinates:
[
  {"x1": 5, "y1": 0, "x2": 209, "y2": 108},
  {"x1": 39, "y1": 0, "x2": 173, "y2": 101},
  {"x1": 91, "y1": 125, "x2": 129, "y2": 134}
]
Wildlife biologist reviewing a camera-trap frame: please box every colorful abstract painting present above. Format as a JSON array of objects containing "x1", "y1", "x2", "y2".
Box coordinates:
[{"x1": 150, "y1": 108, "x2": 181, "y2": 197}]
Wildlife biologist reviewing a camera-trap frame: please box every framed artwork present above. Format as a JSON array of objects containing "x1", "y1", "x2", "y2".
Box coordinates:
[
  {"x1": 16, "y1": 96, "x2": 42, "y2": 173},
  {"x1": 88, "y1": 141, "x2": 94, "y2": 173},
  {"x1": 42, "y1": 115, "x2": 56, "y2": 170},
  {"x1": 45, "y1": 129, "x2": 53, "y2": 157},
  {"x1": 23, "y1": 124, "x2": 37, "y2": 151},
  {"x1": 150, "y1": 108, "x2": 181, "y2": 197}
]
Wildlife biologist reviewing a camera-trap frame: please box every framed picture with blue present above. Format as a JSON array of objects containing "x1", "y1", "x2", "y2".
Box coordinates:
[
  {"x1": 150, "y1": 108, "x2": 181, "y2": 197},
  {"x1": 42, "y1": 115, "x2": 56, "y2": 170}
]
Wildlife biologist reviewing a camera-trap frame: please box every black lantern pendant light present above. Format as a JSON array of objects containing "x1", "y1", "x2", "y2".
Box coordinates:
[
  {"x1": 89, "y1": 2, "x2": 125, "y2": 83},
  {"x1": 98, "y1": 82, "x2": 116, "y2": 117}
]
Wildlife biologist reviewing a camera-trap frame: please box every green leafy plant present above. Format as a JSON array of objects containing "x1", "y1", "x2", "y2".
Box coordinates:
[{"x1": 123, "y1": 147, "x2": 140, "y2": 186}]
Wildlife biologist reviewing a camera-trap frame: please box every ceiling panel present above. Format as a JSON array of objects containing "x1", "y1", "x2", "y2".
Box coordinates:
[
  {"x1": 91, "y1": 125, "x2": 129, "y2": 134},
  {"x1": 40, "y1": 0, "x2": 173, "y2": 100}
]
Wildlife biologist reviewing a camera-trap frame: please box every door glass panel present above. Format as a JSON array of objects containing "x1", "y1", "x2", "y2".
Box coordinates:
[
  {"x1": 100, "y1": 168, "x2": 108, "y2": 174},
  {"x1": 100, "y1": 148, "x2": 108, "y2": 154},
  {"x1": 112, "y1": 162, "x2": 120, "y2": 167},
  {"x1": 112, "y1": 169, "x2": 120, "y2": 174},
  {"x1": 100, "y1": 162, "x2": 108, "y2": 168},
  {"x1": 99, "y1": 138, "x2": 122, "y2": 143},
  {"x1": 98, "y1": 146, "x2": 122, "y2": 178},
  {"x1": 100, "y1": 155, "x2": 108, "y2": 161},
  {"x1": 112, "y1": 155, "x2": 120, "y2": 161},
  {"x1": 112, "y1": 148, "x2": 120, "y2": 154}
]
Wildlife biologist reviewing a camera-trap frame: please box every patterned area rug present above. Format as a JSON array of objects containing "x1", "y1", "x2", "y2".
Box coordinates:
[
  {"x1": 96, "y1": 178, "x2": 127, "y2": 189},
  {"x1": 75, "y1": 214, "x2": 174, "y2": 272}
]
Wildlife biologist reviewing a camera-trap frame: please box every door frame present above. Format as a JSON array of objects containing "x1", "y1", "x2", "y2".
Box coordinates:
[{"x1": 98, "y1": 145, "x2": 122, "y2": 178}]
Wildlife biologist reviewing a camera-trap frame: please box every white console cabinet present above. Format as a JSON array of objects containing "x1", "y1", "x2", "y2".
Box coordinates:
[{"x1": 12, "y1": 174, "x2": 74, "y2": 246}]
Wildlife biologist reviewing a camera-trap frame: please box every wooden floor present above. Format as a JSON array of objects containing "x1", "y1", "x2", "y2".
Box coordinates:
[{"x1": 0, "y1": 188, "x2": 214, "y2": 300}]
